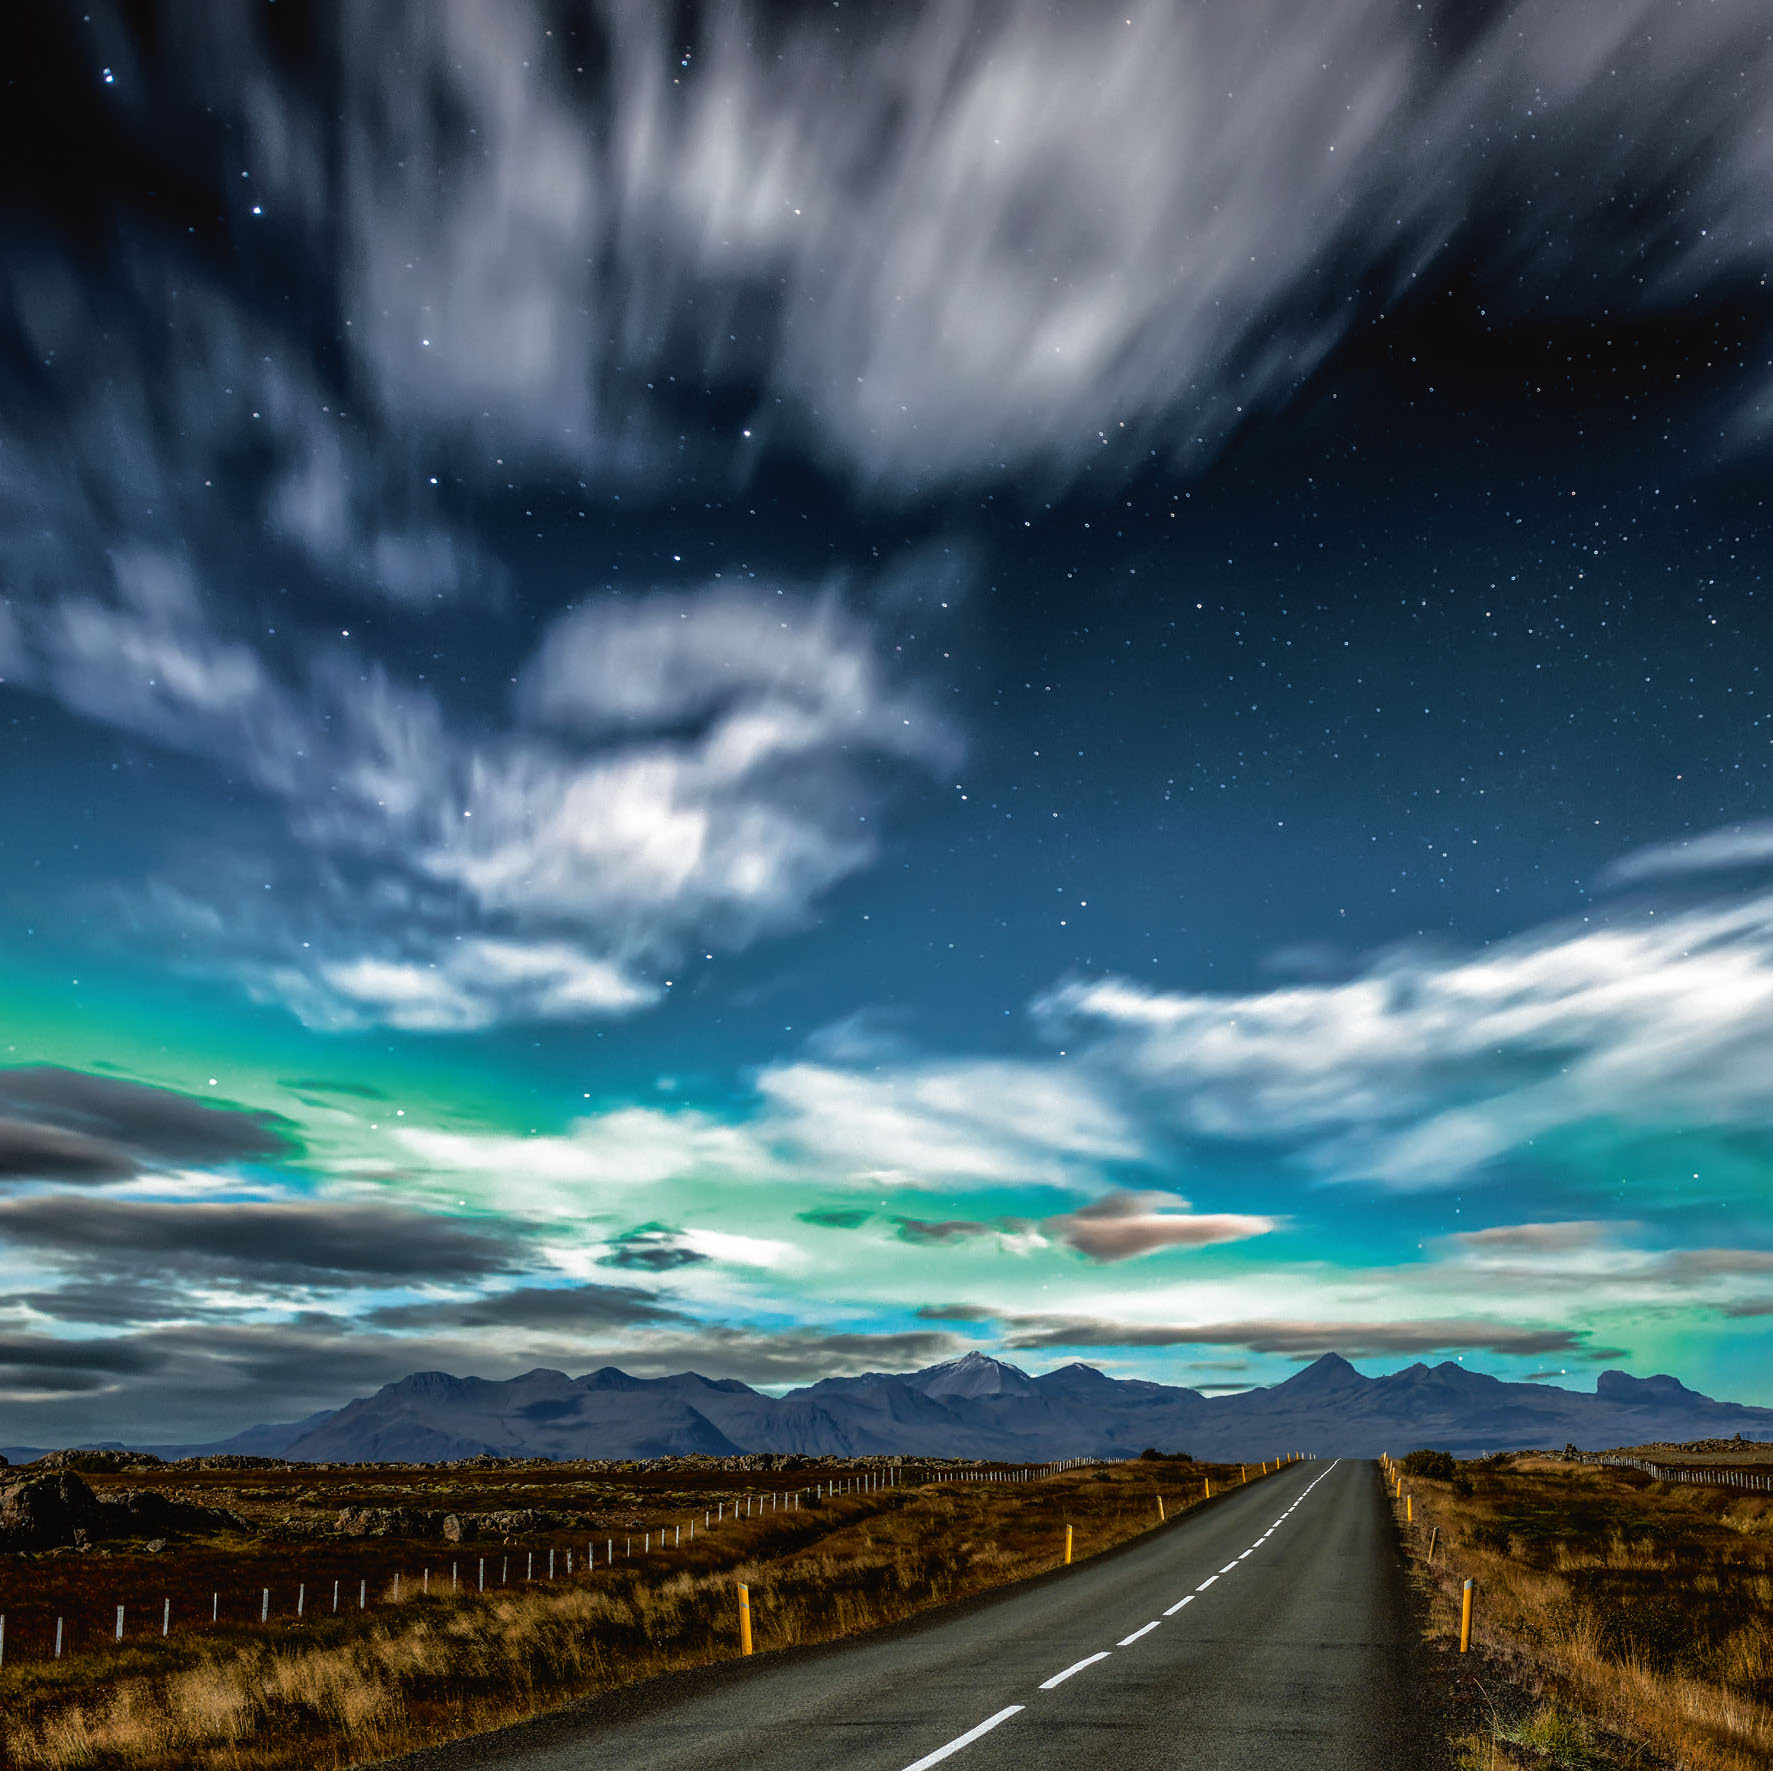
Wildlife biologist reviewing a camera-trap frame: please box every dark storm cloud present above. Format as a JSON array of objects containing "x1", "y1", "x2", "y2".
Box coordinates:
[
  {"x1": 365, "y1": 1283, "x2": 688, "y2": 1332},
  {"x1": 0, "y1": 1067, "x2": 298, "y2": 1166},
  {"x1": 0, "y1": 1196, "x2": 519, "y2": 1284},
  {"x1": 914, "y1": 1304, "x2": 997, "y2": 1323},
  {"x1": 996, "y1": 1315, "x2": 1595, "y2": 1359},
  {"x1": 0, "y1": 1333, "x2": 166, "y2": 1398},
  {"x1": 1721, "y1": 1299, "x2": 1773, "y2": 1319},
  {"x1": 597, "y1": 1224, "x2": 711, "y2": 1272},
  {"x1": 795, "y1": 1207, "x2": 872, "y2": 1230},
  {"x1": 0, "y1": 1117, "x2": 137, "y2": 1184},
  {"x1": 889, "y1": 1216, "x2": 994, "y2": 1246}
]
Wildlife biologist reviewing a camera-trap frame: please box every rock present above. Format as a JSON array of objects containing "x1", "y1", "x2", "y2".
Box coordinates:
[
  {"x1": 100, "y1": 1490, "x2": 246, "y2": 1540},
  {"x1": 145, "y1": 1538, "x2": 167, "y2": 1553},
  {"x1": 335, "y1": 1506, "x2": 445, "y2": 1538},
  {"x1": 31, "y1": 1448, "x2": 161, "y2": 1473},
  {"x1": 0, "y1": 1472, "x2": 103, "y2": 1550},
  {"x1": 486, "y1": 1509, "x2": 548, "y2": 1535},
  {"x1": 442, "y1": 1513, "x2": 469, "y2": 1542}
]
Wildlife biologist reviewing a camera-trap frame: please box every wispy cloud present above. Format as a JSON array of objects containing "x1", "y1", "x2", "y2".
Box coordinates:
[
  {"x1": 995, "y1": 1313, "x2": 1597, "y2": 1359},
  {"x1": 0, "y1": 1195, "x2": 522, "y2": 1286},
  {"x1": 7, "y1": 564, "x2": 953, "y2": 1030},
  {"x1": 89, "y1": 0, "x2": 1773, "y2": 499},
  {"x1": 1600, "y1": 822, "x2": 1773, "y2": 889},
  {"x1": 1039, "y1": 889, "x2": 1773, "y2": 1186},
  {"x1": 388, "y1": 1050, "x2": 1142, "y2": 1216}
]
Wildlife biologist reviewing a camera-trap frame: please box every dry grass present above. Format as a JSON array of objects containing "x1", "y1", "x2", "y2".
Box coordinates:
[
  {"x1": 0, "y1": 1458, "x2": 1273, "y2": 1769},
  {"x1": 1395, "y1": 1453, "x2": 1773, "y2": 1771}
]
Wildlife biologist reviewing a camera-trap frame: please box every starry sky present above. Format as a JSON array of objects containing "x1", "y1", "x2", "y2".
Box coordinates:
[{"x1": 6, "y1": 0, "x2": 1773, "y2": 1446}]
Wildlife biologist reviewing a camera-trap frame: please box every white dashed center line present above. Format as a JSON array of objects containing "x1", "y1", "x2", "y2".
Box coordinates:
[
  {"x1": 1219, "y1": 1562, "x2": 1239, "y2": 1574},
  {"x1": 1117, "y1": 1621, "x2": 1160, "y2": 1646},
  {"x1": 899, "y1": 1705, "x2": 1026, "y2": 1771},
  {"x1": 1164, "y1": 1594, "x2": 1196, "y2": 1616},
  {"x1": 1039, "y1": 1651, "x2": 1111, "y2": 1690},
  {"x1": 1196, "y1": 1575, "x2": 1218, "y2": 1590}
]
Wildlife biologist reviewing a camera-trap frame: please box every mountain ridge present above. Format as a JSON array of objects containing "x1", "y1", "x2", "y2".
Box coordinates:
[{"x1": 11, "y1": 1351, "x2": 1771, "y2": 1466}]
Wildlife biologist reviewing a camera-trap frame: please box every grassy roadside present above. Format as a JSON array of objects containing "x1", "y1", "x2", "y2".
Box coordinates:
[
  {"x1": 0, "y1": 1457, "x2": 1287, "y2": 1769},
  {"x1": 1388, "y1": 1451, "x2": 1773, "y2": 1770}
]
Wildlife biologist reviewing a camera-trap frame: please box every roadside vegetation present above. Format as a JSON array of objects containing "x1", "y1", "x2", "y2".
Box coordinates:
[
  {"x1": 0, "y1": 1453, "x2": 1280, "y2": 1770},
  {"x1": 1393, "y1": 1448, "x2": 1773, "y2": 1771}
]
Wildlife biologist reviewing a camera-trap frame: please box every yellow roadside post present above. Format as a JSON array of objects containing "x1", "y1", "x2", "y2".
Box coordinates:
[
  {"x1": 1427, "y1": 1525, "x2": 1438, "y2": 1563},
  {"x1": 1405, "y1": 1494, "x2": 1413, "y2": 1525},
  {"x1": 1204, "y1": 1477, "x2": 1213, "y2": 1499},
  {"x1": 1459, "y1": 1579, "x2": 1474, "y2": 1653},
  {"x1": 738, "y1": 1582, "x2": 753, "y2": 1655},
  {"x1": 1157, "y1": 1495, "x2": 1166, "y2": 1522},
  {"x1": 1064, "y1": 1525, "x2": 1074, "y2": 1565},
  {"x1": 1239, "y1": 1464, "x2": 1247, "y2": 1483}
]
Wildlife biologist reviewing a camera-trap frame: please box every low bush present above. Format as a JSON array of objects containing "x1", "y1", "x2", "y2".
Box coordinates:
[{"x1": 1402, "y1": 1448, "x2": 1457, "y2": 1482}]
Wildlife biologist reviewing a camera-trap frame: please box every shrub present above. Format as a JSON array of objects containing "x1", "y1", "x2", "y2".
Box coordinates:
[
  {"x1": 1463, "y1": 1520, "x2": 1514, "y2": 1556},
  {"x1": 1137, "y1": 1449, "x2": 1194, "y2": 1463},
  {"x1": 1401, "y1": 1448, "x2": 1457, "y2": 1482}
]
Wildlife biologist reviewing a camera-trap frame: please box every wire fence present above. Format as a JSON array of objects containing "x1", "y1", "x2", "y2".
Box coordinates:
[
  {"x1": 0, "y1": 1459, "x2": 1097, "y2": 1670},
  {"x1": 1565, "y1": 1450, "x2": 1773, "y2": 1491}
]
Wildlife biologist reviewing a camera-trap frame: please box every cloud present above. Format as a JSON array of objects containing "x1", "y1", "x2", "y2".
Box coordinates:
[
  {"x1": 9, "y1": 564, "x2": 953, "y2": 1031},
  {"x1": 913, "y1": 1303, "x2": 996, "y2": 1322},
  {"x1": 1449, "y1": 1222, "x2": 1626, "y2": 1257},
  {"x1": 756, "y1": 1058, "x2": 1141, "y2": 1189},
  {"x1": 391, "y1": 1049, "x2": 1145, "y2": 1212},
  {"x1": 890, "y1": 1217, "x2": 996, "y2": 1246},
  {"x1": 314, "y1": 941, "x2": 658, "y2": 1034},
  {"x1": 1600, "y1": 823, "x2": 1773, "y2": 888},
  {"x1": 1038, "y1": 888, "x2": 1773, "y2": 1186},
  {"x1": 106, "y1": 0, "x2": 1773, "y2": 499},
  {"x1": 0, "y1": 1333, "x2": 167, "y2": 1400},
  {"x1": 1656, "y1": 1248, "x2": 1773, "y2": 1280},
  {"x1": 0, "y1": 1196, "x2": 521, "y2": 1286},
  {"x1": 364, "y1": 1282, "x2": 687, "y2": 1332},
  {"x1": 796, "y1": 1208, "x2": 873, "y2": 1231},
  {"x1": 0, "y1": 1066, "x2": 298, "y2": 1167},
  {"x1": 996, "y1": 1314, "x2": 1596, "y2": 1358},
  {"x1": 0, "y1": 1119, "x2": 138, "y2": 1185},
  {"x1": 1043, "y1": 1190, "x2": 1276, "y2": 1262},
  {"x1": 598, "y1": 1224, "x2": 711, "y2": 1272}
]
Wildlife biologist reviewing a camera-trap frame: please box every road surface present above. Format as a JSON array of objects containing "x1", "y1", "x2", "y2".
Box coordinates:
[{"x1": 379, "y1": 1457, "x2": 1446, "y2": 1771}]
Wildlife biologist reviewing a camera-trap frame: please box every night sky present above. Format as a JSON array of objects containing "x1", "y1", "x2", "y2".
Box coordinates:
[{"x1": 6, "y1": 0, "x2": 1773, "y2": 1445}]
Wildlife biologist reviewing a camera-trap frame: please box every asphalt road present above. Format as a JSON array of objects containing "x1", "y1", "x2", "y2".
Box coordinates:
[{"x1": 384, "y1": 1457, "x2": 1445, "y2": 1771}]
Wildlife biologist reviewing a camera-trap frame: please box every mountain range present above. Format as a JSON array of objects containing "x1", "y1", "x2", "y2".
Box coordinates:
[{"x1": 12, "y1": 1352, "x2": 1772, "y2": 1465}]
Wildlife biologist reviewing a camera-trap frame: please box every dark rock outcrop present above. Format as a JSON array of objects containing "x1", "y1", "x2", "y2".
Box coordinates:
[
  {"x1": 0, "y1": 1472, "x2": 103, "y2": 1550},
  {"x1": 335, "y1": 1506, "x2": 445, "y2": 1538}
]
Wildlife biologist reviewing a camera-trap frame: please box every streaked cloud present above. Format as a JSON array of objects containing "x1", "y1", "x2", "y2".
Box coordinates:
[
  {"x1": 996, "y1": 1313, "x2": 1597, "y2": 1359},
  {"x1": 1600, "y1": 821, "x2": 1773, "y2": 888},
  {"x1": 0, "y1": 1066, "x2": 299, "y2": 1168},
  {"x1": 1040, "y1": 889, "x2": 1773, "y2": 1186},
  {"x1": 8, "y1": 566, "x2": 952, "y2": 1031},
  {"x1": 106, "y1": 0, "x2": 1773, "y2": 498},
  {"x1": 0, "y1": 1195, "x2": 521, "y2": 1286}
]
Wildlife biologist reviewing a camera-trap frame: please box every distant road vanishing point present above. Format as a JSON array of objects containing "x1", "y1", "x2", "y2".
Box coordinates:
[{"x1": 377, "y1": 1458, "x2": 1447, "y2": 1771}]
